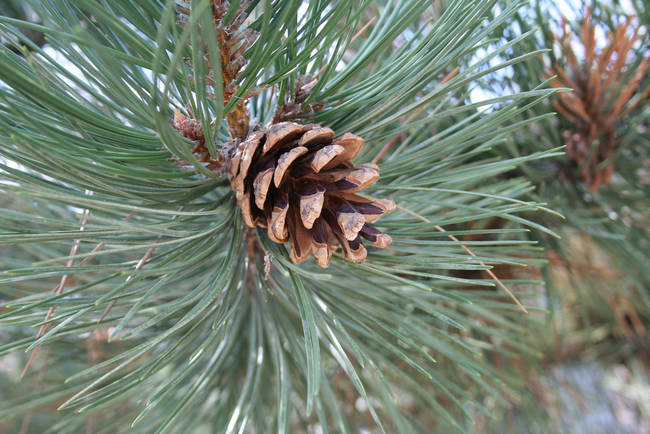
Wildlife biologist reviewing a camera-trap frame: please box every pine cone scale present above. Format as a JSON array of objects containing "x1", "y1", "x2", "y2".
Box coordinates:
[
  {"x1": 274, "y1": 146, "x2": 308, "y2": 187},
  {"x1": 297, "y1": 183, "x2": 325, "y2": 229},
  {"x1": 297, "y1": 127, "x2": 334, "y2": 147},
  {"x1": 340, "y1": 195, "x2": 394, "y2": 222},
  {"x1": 262, "y1": 122, "x2": 303, "y2": 155},
  {"x1": 328, "y1": 134, "x2": 364, "y2": 168},
  {"x1": 289, "y1": 208, "x2": 313, "y2": 263},
  {"x1": 253, "y1": 165, "x2": 274, "y2": 209},
  {"x1": 309, "y1": 144, "x2": 345, "y2": 172},
  {"x1": 269, "y1": 191, "x2": 290, "y2": 242}
]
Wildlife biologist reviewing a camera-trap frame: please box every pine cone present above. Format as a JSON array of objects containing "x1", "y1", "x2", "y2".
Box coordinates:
[{"x1": 228, "y1": 122, "x2": 394, "y2": 267}]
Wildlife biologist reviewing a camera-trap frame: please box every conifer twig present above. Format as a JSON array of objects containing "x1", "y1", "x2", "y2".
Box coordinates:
[
  {"x1": 394, "y1": 204, "x2": 528, "y2": 313},
  {"x1": 20, "y1": 210, "x2": 139, "y2": 378},
  {"x1": 97, "y1": 247, "x2": 155, "y2": 325},
  {"x1": 177, "y1": 1, "x2": 257, "y2": 139},
  {"x1": 21, "y1": 208, "x2": 91, "y2": 378},
  {"x1": 351, "y1": 17, "x2": 377, "y2": 44},
  {"x1": 98, "y1": 208, "x2": 184, "y2": 326},
  {"x1": 434, "y1": 223, "x2": 528, "y2": 313}
]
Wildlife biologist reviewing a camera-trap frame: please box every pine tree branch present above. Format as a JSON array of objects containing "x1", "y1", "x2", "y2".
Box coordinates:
[{"x1": 0, "y1": 1, "x2": 565, "y2": 431}]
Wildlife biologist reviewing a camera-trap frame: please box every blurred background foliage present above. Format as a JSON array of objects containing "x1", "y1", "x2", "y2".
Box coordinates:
[
  {"x1": 470, "y1": 0, "x2": 650, "y2": 431},
  {"x1": 485, "y1": 0, "x2": 649, "y2": 360}
]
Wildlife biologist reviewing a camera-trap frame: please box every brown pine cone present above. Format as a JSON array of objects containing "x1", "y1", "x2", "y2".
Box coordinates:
[{"x1": 228, "y1": 122, "x2": 394, "y2": 267}]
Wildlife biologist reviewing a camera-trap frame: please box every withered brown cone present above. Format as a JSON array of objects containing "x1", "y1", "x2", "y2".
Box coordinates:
[
  {"x1": 228, "y1": 122, "x2": 394, "y2": 267},
  {"x1": 173, "y1": 109, "x2": 223, "y2": 171}
]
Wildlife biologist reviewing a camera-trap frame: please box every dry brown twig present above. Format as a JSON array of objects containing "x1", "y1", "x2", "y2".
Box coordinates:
[
  {"x1": 20, "y1": 210, "x2": 138, "y2": 378},
  {"x1": 392, "y1": 203, "x2": 528, "y2": 313},
  {"x1": 21, "y1": 208, "x2": 91, "y2": 378}
]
